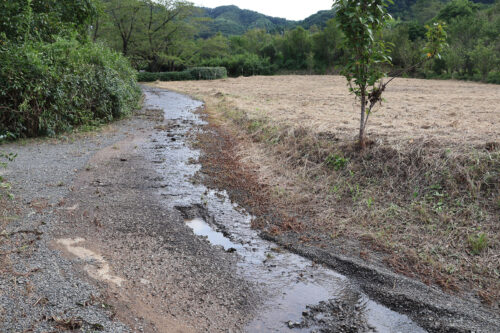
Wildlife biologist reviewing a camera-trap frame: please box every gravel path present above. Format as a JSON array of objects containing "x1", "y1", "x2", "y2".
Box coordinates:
[
  {"x1": 1, "y1": 124, "x2": 134, "y2": 332},
  {"x1": 0, "y1": 92, "x2": 257, "y2": 332}
]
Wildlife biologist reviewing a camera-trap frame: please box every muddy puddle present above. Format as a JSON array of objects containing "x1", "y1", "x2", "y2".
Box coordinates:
[
  {"x1": 185, "y1": 217, "x2": 242, "y2": 251},
  {"x1": 143, "y1": 86, "x2": 426, "y2": 332}
]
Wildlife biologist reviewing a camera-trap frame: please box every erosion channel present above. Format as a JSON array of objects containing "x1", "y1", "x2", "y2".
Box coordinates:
[{"x1": 144, "y1": 86, "x2": 425, "y2": 332}]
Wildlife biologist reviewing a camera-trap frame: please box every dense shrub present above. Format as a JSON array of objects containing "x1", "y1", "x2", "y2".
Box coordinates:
[
  {"x1": 158, "y1": 71, "x2": 195, "y2": 81},
  {"x1": 137, "y1": 67, "x2": 227, "y2": 82},
  {"x1": 189, "y1": 67, "x2": 227, "y2": 80},
  {"x1": 137, "y1": 71, "x2": 191, "y2": 82},
  {"x1": 136, "y1": 72, "x2": 160, "y2": 82},
  {"x1": 0, "y1": 38, "x2": 141, "y2": 138},
  {"x1": 201, "y1": 54, "x2": 275, "y2": 77},
  {"x1": 487, "y1": 71, "x2": 500, "y2": 84},
  {"x1": 0, "y1": 0, "x2": 97, "y2": 43}
]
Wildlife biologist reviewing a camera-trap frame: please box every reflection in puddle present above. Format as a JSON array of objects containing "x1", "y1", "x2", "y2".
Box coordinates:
[
  {"x1": 185, "y1": 218, "x2": 242, "y2": 251},
  {"x1": 183, "y1": 215, "x2": 423, "y2": 333},
  {"x1": 184, "y1": 217, "x2": 345, "y2": 331}
]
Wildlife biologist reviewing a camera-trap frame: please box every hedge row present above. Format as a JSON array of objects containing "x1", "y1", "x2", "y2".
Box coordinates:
[
  {"x1": 137, "y1": 67, "x2": 227, "y2": 82},
  {"x1": 189, "y1": 67, "x2": 227, "y2": 80}
]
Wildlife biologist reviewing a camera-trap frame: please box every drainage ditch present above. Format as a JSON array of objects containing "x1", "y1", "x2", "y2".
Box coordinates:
[{"x1": 143, "y1": 86, "x2": 426, "y2": 332}]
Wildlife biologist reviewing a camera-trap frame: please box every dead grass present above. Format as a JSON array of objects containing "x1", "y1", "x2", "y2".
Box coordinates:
[
  {"x1": 155, "y1": 75, "x2": 499, "y2": 146},
  {"x1": 154, "y1": 76, "x2": 500, "y2": 308}
]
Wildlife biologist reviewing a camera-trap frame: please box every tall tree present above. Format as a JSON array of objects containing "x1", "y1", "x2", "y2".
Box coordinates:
[
  {"x1": 139, "y1": 0, "x2": 195, "y2": 71},
  {"x1": 106, "y1": 0, "x2": 143, "y2": 55},
  {"x1": 312, "y1": 19, "x2": 343, "y2": 71}
]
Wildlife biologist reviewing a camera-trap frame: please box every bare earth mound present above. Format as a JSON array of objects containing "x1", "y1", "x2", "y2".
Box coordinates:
[{"x1": 154, "y1": 76, "x2": 500, "y2": 312}]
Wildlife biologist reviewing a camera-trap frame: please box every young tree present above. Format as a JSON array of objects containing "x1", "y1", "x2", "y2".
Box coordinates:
[{"x1": 334, "y1": 0, "x2": 446, "y2": 148}]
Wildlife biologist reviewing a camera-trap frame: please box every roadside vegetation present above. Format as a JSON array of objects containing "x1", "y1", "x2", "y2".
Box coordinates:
[
  {"x1": 137, "y1": 67, "x2": 227, "y2": 82},
  {"x1": 0, "y1": 0, "x2": 141, "y2": 139}
]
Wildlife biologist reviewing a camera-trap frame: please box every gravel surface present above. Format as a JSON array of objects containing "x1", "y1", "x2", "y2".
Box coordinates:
[
  {"x1": 0, "y1": 93, "x2": 257, "y2": 332},
  {"x1": 1, "y1": 125, "x2": 134, "y2": 332}
]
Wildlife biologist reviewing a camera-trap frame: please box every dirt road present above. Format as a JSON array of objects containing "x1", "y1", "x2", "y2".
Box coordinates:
[{"x1": 1, "y1": 86, "x2": 498, "y2": 332}]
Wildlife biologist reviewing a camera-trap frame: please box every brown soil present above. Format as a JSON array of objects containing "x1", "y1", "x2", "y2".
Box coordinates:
[{"x1": 153, "y1": 76, "x2": 500, "y2": 309}]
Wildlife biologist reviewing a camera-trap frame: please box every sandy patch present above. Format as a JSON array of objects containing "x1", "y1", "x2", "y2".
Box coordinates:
[{"x1": 56, "y1": 238, "x2": 125, "y2": 286}]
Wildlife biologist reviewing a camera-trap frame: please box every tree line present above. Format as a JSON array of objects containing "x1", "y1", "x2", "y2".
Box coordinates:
[{"x1": 93, "y1": 0, "x2": 500, "y2": 83}]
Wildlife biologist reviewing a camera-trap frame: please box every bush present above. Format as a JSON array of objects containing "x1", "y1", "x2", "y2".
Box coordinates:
[
  {"x1": 137, "y1": 71, "x2": 191, "y2": 82},
  {"x1": 137, "y1": 72, "x2": 160, "y2": 82},
  {"x1": 201, "y1": 54, "x2": 275, "y2": 77},
  {"x1": 137, "y1": 67, "x2": 227, "y2": 82},
  {"x1": 0, "y1": 38, "x2": 141, "y2": 138},
  {"x1": 159, "y1": 71, "x2": 194, "y2": 81},
  {"x1": 487, "y1": 71, "x2": 500, "y2": 84},
  {"x1": 189, "y1": 67, "x2": 227, "y2": 80}
]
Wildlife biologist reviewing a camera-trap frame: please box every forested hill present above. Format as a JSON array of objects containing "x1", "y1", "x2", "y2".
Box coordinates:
[
  {"x1": 197, "y1": 5, "x2": 337, "y2": 36},
  {"x1": 198, "y1": 0, "x2": 496, "y2": 37},
  {"x1": 198, "y1": 5, "x2": 297, "y2": 37},
  {"x1": 388, "y1": 0, "x2": 496, "y2": 19}
]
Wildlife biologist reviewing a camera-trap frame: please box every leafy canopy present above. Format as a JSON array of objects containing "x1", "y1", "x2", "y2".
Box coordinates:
[
  {"x1": 334, "y1": 0, "x2": 447, "y2": 145},
  {"x1": 0, "y1": 0, "x2": 97, "y2": 42},
  {"x1": 334, "y1": 0, "x2": 393, "y2": 97}
]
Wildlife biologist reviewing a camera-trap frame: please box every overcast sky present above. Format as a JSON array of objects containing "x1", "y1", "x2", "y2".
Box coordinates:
[{"x1": 192, "y1": 0, "x2": 334, "y2": 21}]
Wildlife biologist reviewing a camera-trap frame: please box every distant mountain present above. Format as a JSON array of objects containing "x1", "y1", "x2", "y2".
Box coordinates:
[
  {"x1": 196, "y1": 5, "x2": 338, "y2": 37},
  {"x1": 300, "y1": 10, "x2": 336, "y2": 30},
  {"x1": 196, "y1": 1, "x2": 495, "y2": 38},
  {"x1": 197, "y1": 5, "x2": 296, "y2": 37}
]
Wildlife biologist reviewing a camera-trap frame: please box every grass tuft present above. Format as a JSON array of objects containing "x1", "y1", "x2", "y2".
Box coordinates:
[{"x1": 468, "y1": 233, "x2": 489, "y2": 255}]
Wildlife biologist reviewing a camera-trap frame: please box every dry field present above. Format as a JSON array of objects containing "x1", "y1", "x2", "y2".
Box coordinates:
[
  {"x1": 156, "y1": 75, "x2": 499, "y2": 146},
  {"x1": 153, "y1": 76, "x2": 500, "y2": 307}
]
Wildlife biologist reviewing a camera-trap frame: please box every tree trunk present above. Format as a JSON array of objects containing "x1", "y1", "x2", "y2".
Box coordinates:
[
  {"x1": 93, "y1": 17, "x2": 99, "y2": 42},
  {"x1": 359, "y1": 94, "x2": 366, "y2": 149},
  {"x1": 122, "y1": 39, "x2": 128, "y2": 56}
]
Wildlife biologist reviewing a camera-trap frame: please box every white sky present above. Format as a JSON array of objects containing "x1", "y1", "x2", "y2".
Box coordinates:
[{"x1": 192, "y1": 0, "x2": 334, "y2": 21}]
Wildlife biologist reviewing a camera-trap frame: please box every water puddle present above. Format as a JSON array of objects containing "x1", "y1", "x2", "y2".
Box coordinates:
[
  {"x1": 143, "y1": 86, "x2": 426, "y2": 332},
  {"x1": 182, "y1": 214, "x2": 422, "y2": 333},
  {"x1": 185, "y1": 217, "x2": 242, "y2": 251}
]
